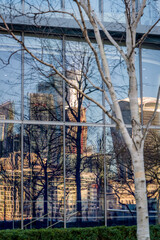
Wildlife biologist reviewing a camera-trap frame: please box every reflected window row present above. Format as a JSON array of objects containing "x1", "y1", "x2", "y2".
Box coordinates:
[{"x1": 0, "y1": 0, "x2": 159, "y2": 25}]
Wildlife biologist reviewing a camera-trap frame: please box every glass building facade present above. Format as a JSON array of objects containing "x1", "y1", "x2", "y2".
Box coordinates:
[{"x1": 0, "y1": 0, "x2": 160, "y2": 229}]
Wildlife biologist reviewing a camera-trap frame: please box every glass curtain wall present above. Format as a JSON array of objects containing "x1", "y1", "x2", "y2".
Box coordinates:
[
  {"x1": 0, "y1": 0, "x2": 160, "y2": 230},
  {"x1": 1, "y1": 33, "x2": 160, "y2": 229}
]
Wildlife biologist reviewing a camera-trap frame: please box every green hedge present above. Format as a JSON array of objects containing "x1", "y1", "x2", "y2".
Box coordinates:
[{"x1": 0, "y1": 225, "x2": 160, "y2": 240}]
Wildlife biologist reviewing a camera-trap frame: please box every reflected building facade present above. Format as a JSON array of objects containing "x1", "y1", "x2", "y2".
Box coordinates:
[
  {"x1": 0, "y1": 0, "x2": 159, "y2": 229},
  {"x1": 109, "y1": 97, "x2": 160, "y2": 215},
  {"x1": 30, "y1": 93, "x2": 55, "y2": 121}
]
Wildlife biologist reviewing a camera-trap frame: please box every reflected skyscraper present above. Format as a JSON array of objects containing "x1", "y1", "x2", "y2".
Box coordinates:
[
  {"x1": 65, "y1": 70, "x2": 88, "y2": 154},
  {"x1": 0, "y1": 101, "x2": 13, "y2": 140},
  {"x1": 0, "y1": 101, "x2": 14, "y2": 156}
]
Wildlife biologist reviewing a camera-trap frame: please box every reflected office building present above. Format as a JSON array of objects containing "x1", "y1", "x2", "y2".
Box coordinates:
[
  {"x1": 0, "y1": 0, "x2": 160, "y2": 229},
  {"x1": 109, "y1": 97, "x2": 160, "y2": 222},
  {"x1": 118, "y1": 97, "x2": 160, "y2": 125},
  {"x1": 111, "y1": 97, "x2": 160, "y2": 178}
]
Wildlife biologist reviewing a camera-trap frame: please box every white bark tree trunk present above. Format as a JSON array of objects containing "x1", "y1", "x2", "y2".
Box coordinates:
[
  {"x1": 131, "y1": 146, "x2": 150, "y2": 240},
  {"x1": 125, "y1": 17, "x2": 150, "y2": 237},
  {"x1": 127, "y1": 59, "x2": 150, "y2": 239}
]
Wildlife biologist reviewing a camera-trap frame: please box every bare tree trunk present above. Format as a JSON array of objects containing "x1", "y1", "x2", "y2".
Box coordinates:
[
  {"x1": 32, "y1": 176, "x2": 37, "y2": 228},
  {"x1": 44, "y1": 168, "x2": 48, "y2": 227},
  {"x1": 131, "y1": 147, "x2": 150, "y2": 240},
  {"x1": 157, "y1": 188, "x2": 160, "y2": 224},
  {"x1": 126, "y1": 24, "x2": 150, "y2": 237},
  {"x1": 76, "y1": 125, "x2": 82, "y2": 225}
]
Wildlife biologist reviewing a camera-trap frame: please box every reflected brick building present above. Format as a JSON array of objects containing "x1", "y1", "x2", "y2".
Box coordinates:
[
  {"x1": 65, "y1": 107, "x2": 87, "y2": 154},
  {"x1": 65, "y1": 70, "x2": 88, "y2": 154}
]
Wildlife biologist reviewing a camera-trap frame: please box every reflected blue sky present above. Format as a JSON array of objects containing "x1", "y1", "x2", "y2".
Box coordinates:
[
  {"x1": 24, "y1": 36, "x2": 63, "y2": 121},
  {"x1": 0, "y1": 35, "x2": 21, "y2": 119},
  {"x1": 142, "y1": 0, "x2": 160, "y2": 26},
  {"x1": 142, "y1": 48, "x2": 160, "y2": 98},
  {"x1": 65, "y1": 39, "x2": 103, "y2": 123},
  {"x1": 104, "y1": 0, "x2": 125, "y2": 23}
]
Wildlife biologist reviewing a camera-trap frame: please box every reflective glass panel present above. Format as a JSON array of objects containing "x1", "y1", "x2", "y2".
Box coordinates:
[
  {"x1": 142, "y1": 48, "x2": 160, "y2": 125},
  {"x1": 65, "y1": 39, "x2": 103, "y2": 123},
  {"x1": 0, "y1": 0, "x2": 21, "y2": 15},
  {"x1": 106, "y1": 126, "x2": 158, "y2": 225},
  {"x1": 0, "y1": 35, "x2": 21, "y2": 120},
  {"x1": 104, "y1": 44, "x2": 139, "y2": 124},
  {"x1": 0, "y1": 124, "x2": 21, "y2": 229},
  {"x1": 65, "y1": 0, "x2": 100, "y2": 19},
  {"x1": 23, "y1": 124, "x2": 64, "y2": 228},
  {"x1": 142, "y1": 0, "x2": 160, "y2": 26},
  {"x1": 104, "y1": 45, "x2": 128, "y2": 124},
  {"x1": 24, "y1": 36, "x2": 63, "y2": 121},
  {"x1": 144, "y1": 127, "x2": 160, "y2": 224},
  {"x1": 105, "y1": 127, "x2": 136, "y2": 226},
  {"x1": 25, "y1": 0, "x2": 61, "y2": 16},
  {"x1": 104, "y1": 0, "x2": 125, "y2": 23},
  {"x1": 65, "y1": 126, "x2": 104, "y2": 227}
]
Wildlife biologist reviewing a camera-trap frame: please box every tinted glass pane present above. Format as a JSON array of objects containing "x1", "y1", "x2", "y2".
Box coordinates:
[
  {"x1": 24, "y1": 36, "x2": 63, "y2": 121},
  {"x1": 144, "y1": 127, "x2": 160, "y2": 222},
  {"x1": 142, "y1": 0, "x2": 160, "y2": 26},
  {"x1": 23, "y1": 124, "x2": 63, "y2": 228},
  {"x1": 65, "y1": 126, "x2": 104, "y2": 227},
  {"x1": 103, "y1": 44, "x2": 139, "y2": 124},
  {"x1": 106, "y1": 126, "x2": 158, "y2": 225},
  {"x1": 0, "y1": 124, "x2": 21, "y2": 229},
  {"x1": 0, "y1": 35, "x2": 21, "y2": 120},
  {"x1": 25, "y1": 0, "x2": 61, "y2": 15},
  {"x1": 104, "y1": 45, "x2": 128, "y2": 124},
  {"x1": 0, "y1": 0, "x2": 21, "y2": 15},
  {"x1": 104, "y1": 0, "x2": 125, "y2": 23},
  {"x1": 65, "y1": 39, "x2": 102, "y2": 123},
  {"x1": 142, "y1": 48, "x2": 160, "y2": 126},
  {"x1": 105, "y1": 127, "x2": 136, "y2": 226},
  {"x1": 65, "y1": 0, "x2": 100, "y2": 19}
]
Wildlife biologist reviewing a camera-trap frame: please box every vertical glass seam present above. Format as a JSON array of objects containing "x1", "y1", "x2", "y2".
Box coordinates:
[
  {"x1": 62, "y1": 35, "x2": 66, "y2": 228},
  {"x1": 102, "y1": 39, "x2": 107, "y2": 227},
  {"x1": 62, "y1": 0, "x2": 65, "y2": 10},
  {"x1": 21, "y1": 31, "x2": 24, "y2": 229},
  {"x1": 22, "y1": 0, "x2": 25, "y2": 13},
  {"x1": 139, "y1": 47, "x2": 143, "y2": 126},
  {"x1": 100, "y1": 0, "x2": 103, "y2": 21}
]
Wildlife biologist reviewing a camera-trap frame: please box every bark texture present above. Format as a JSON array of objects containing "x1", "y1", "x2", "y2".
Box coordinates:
[{"x1": 131, "y1": 146, "x2": 150, "y2": 240}]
